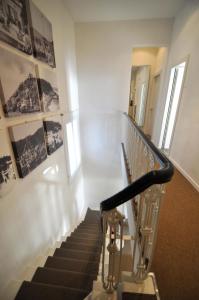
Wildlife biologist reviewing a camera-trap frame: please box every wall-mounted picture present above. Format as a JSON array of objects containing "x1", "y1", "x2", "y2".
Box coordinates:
[
  {"x1": 28, "y1": 1, "x2": 56, "y2": 68},
  {"x1": 0, "y1": 131, "x2": 16, "y2": 196},
  {"x1": 43, "y1": 116, "x2": 63, "y2": 155},
  {"x1": 9, "y1": 120, "x2": 47, "y2": 178},
  {"x1": 0, "y1": 155, "x2": 15, "y2": 185},
  {"x1": 0, "y1": 46, "x2": 41, "y2": 117},
  {"x1": 0, "y1": 0, "x2": 32, "y2": 54},
  {"x1": 37, "y1": 66, "x2": 59, "y2": 112}
]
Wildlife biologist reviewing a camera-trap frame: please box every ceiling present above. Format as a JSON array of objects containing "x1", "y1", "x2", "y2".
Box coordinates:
[{"x1": 64, "y1": 0, "x2": 187, "y2": 22}]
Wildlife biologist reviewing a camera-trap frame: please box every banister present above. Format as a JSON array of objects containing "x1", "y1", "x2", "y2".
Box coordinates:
[
  {"x1": 100, "y1": 113, "x2": 174, "y2": 211},
  {"x1": 100, "y1": 113, "x2": 174, "y2": 293}
]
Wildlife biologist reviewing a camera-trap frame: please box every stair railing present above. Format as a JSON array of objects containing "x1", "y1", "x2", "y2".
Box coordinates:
[{"x1": 100, "y1": 113, "x2": 174, "y2": 293}]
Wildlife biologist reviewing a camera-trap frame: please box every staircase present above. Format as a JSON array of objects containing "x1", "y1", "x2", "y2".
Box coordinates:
[{"x1": 15, "y1": 208, "x2": 102, "y2": 300}]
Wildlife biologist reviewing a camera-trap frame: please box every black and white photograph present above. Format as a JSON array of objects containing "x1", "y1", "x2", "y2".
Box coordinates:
[
  {"x1": 0, "y1": 131, "x2": 16, "y2": 195},
  {"x1": 29, "y1": 1, "x2": 56, "y2": 68},
  {"x1": 0, "y1": 0, "x2": 32, "y2": 54},
  {"x1": 43, "y1": 116, "x2": 63, "y2": 155},
  {"x1": 9, "y1": 120, "x2": 47, "y2": 178},
  {"x1": 0, "y1": 155, "x2": 15, "y2": 185},
  {"x1": 37, "y1": 66, "x2": 59, "y2": 112},
  {"x1": 0, "y1": 46, "x2": 41, "y2": 117}
]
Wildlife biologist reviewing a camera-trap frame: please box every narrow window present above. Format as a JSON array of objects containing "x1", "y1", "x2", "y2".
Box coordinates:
[{"x1": 159, "y1": 61, "x2": 186, "y2": 151}]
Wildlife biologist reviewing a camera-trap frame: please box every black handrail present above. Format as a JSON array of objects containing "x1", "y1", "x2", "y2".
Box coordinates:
[{"x1": 100, "y1": 114, "x2": 174, "y2": 211}]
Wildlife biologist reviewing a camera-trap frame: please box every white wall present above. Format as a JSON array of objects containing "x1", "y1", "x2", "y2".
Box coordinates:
[
  {"x1": 0, "y1": 0, "x2": 83, "y2": 295},
  {"x1": 75, "y1": 19, "x2": 173, "y2": 114},
  {"x1": 153, "y1": 0, "x2": 199, "y2": 190},
  {"x1": 75, "y1": 20, "x2": 173, "y2": 207}
]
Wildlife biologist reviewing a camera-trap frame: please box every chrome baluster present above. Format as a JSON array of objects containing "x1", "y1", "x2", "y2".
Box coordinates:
[{"x1": 102, "y1": 209, "x2": 124, "y2": 293}]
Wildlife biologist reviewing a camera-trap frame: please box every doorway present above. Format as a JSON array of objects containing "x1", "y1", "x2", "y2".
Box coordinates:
[
  {"x1": 159, "y1": 60, "x2": 187, "y2": 151},
  {"x1": 128, "y1": 65, "x2": 150, "y2": 127},
  {"x1": 129, "y1": 47, "x2": 168, "y2": 136}
]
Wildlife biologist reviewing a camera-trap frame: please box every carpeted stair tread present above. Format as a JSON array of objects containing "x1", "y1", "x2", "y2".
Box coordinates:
[
  {"x1": 79, "y1": 220, "x2": 101, "y2": 226},
  {"x1": 15, "y1": 281, "x2": 88, "y2": 300},
  {"x1": 53, "y1": 248, "x2": 100, "y2": 261},
  {"x1": 122, "y1": 292, "x2": 157, "y2": 300},
  {"x1": 60, "y1": 241, "x2": 102, "y2": 252},
  {"x1": 77, "y1": 226, "x2": 101, "y2": 233},
  {"x1": 66, "y1": 236, "x2": 102, "y2": 246},
  {"x1": 73, "y1": 226, "x2": 102, "y2": 235},
  {"x1": 32, "y1": 267, "x2": 95, "y2": 292},
  {"x1": 74, "y1": 227, "x2": 102, "y2": 235},
  {"x1": 15, "y1": 208, "x2": 102, "y2": 300},
  {"x1": 80, "y1": 220, "x2": 101, "y2": 224},
  {"x1": 84, "y1": 208, "x2": 101, "y2": 221},
  {"x1": 45, "y1": 256, "x2": 99, "y2": 273},
  {"x1": 70, "y1": 232, "x2": 103, "y2": 240}
]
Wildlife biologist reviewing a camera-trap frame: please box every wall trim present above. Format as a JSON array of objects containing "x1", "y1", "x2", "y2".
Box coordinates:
[{"x1": 169, "y1": 157, "x2": 199, "y2": 192}]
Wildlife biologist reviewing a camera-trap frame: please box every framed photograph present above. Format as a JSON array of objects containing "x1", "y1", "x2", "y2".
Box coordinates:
[
  {"x1": 0, "y1": 46, "x2": 41, "y2": 117},
  {"x1": 43, "y1": 116, "x2": 63, "y2": 155},
  {"x1": 0, "y1": 0, "x2": 32, "y2": 54},
  {"x1": 9, "y1": 120, "x2": 47, "y2": 178},
  {"x1": 0, "y1": 131, "x2": 16, "y2": 196},
  {"x1": 37, "y1": 66, "x2": 59, "y2": 112},
  {"x1": 0, "y1": 155, "x2": 15, "y2": 183},
  {"x1": 28, "y1": 1, "x2": 56, "y2": 68}
]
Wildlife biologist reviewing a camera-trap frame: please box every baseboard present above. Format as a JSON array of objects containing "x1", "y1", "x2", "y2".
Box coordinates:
[{"x1": 169, "y1": 157, "x2": 199, "y2": 192}]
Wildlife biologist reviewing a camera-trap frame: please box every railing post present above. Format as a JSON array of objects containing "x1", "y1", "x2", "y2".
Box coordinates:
[{"x1": 102, "y1": 209, "x2": 124, "y2": 293}]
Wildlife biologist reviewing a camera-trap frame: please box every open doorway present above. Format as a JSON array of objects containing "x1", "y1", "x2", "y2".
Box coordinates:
[
  {"x1": 129, "y1": 65, "x2": 150, "y2": 127},
  {"x1": 128, "y1": 47, "x2": 168, "y2": 138},
  {"x1": 159, "y1": 60, "x2": 187, "y2": 152}
]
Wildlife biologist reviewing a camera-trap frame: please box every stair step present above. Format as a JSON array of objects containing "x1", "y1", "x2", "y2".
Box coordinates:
[
  {"x1": 45, "y1": 256, "x2": 99, "y2": 274},
  {"x1": 53, "y1": 248, "x2": 101, "y2": 261},
  {"x1": 83, "y1": 219, "x2": 101, "y2": 223},
  {"x1": 77, "y1": 226, "x2": 101, "y2": 233},
  {"x1": 66, "y1": 236, "x2": 102, "y2": 246},
  {"x1": 60, "y1": 241, "x2": 102, "y2": 253},
  {"x1": 32, "y1": 267, "x2": 94, "y2": 292},
  {"x1": 15, "y1": 281, "x2": 88, "y2": 300},
  {"x1": 70, "y1": 232, "x2": 102, "y2": 240},
  {"x1": 84, "y1": 209, "x2": 101, "y2": 220},
  {"x1": 74, "y1": 227, "x2": 102, "y2": 235},
  {"x1": 79, "y1": 220, "x2": 101, "y2": 224},
  {"x1": 122, "y1": 292, "x2": 157, "y2": 300}
]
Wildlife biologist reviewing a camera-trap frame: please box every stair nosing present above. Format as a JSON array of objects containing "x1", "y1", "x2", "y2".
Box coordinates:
[
  {"x1": 21, "y1": 280, "x2": 90, "y2": 294},
  {"x1": 54, "y1": 247, "x2": 101, "y2": 255},
  {"x1": 60, "y1": 242, "x2": 102, "y2": 251},
  {"x1": 33, "y1": 266, "x2": 98, "y2": 277},
  {"x1": 46, "y1": 255, "x2": 100, "y2": 264}
]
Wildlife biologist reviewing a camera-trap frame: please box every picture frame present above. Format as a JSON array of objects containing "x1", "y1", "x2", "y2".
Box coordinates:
[
  {"x1": 43, "y1": 116, "x2": 63, "y2": 155},
  {"x1": 28, "y1": 0, "x2": 56, "y2": 68},
  {"x1": 37, "y1": 66, "x2": 59, "y2": 112},
  {"x1": 0, "y1": 46, "x2": 41, "y2": 117},
  {"x1": 0, "y1": 130, "x2": 16, "y2": 196},
  {"x1": 0, "y1": 0, "x2": 32, "y2": 54},
  {"x1": 9, "y1": 120, "x2": 47, "y2": 178}
]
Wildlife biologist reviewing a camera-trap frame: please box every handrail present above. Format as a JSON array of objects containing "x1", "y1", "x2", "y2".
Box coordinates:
[{"x1": 100, "y1": 113, "x2": 174, "y2": 211}]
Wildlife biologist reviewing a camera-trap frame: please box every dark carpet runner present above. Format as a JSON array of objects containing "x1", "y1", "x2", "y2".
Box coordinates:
[{"x1": 15, "y1": 208, "x2": 102, "y2": 300}]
